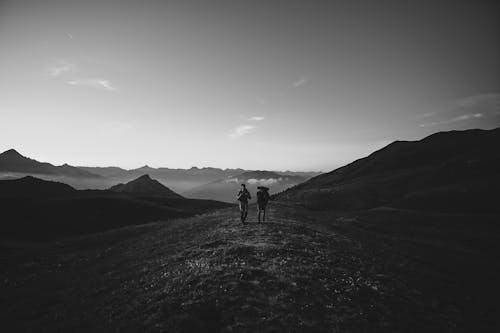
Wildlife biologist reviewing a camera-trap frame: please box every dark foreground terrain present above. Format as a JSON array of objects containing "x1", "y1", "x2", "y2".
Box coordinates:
[
  {"x1": 2, "y1": 203, "x2": 498, "y2": 332},
  {"x1": 0, "y1": 176, "x2": 232, "y2": 240}
]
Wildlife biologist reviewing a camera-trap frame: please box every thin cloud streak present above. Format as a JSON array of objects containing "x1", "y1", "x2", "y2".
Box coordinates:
[
  {"x1": 67, "y1": 78, "x2": 117, "y2": 91},
  {"x1": 249, "y1": 116, "x2": 264, "y2": 121},
  {"x1": 293, "y1": 77, "x2": 309, "y2": 87},
  {"x1": 48, "y1": 60, "x2": 76, "y2": 77},
  {"x1": 420, "y1": 113, "x2": 483, "y2": 127},
  {"x1": 229, "y1": 125, "x2": 255, "y2": 139}
]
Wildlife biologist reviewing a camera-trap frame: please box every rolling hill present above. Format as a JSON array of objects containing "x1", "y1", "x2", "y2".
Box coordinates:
[
  {"x1": 277, "y1": 127, "x2": 500, "y2": 212},
  {"x1": 0, "y1": 176, "x2": 232, "y2": 240}
]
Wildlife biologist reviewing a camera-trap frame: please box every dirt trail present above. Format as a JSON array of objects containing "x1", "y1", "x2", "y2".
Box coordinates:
[{"x1": 1, "y1": 205, "x2": 465, "y2": 332}]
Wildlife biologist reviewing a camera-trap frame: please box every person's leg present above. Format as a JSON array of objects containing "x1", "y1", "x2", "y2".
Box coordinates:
[
  {"x1": 239, "y1": 202, "x2": 245, "y2": 223},
  {"x1": 257, "y1": 207, "x2": 261, "y2": 222},
  {"x1": 244, "y1": 202, "x2": 249, "y2": 221},
  {"x1": 262, "y1": 208, "x2": 266, "y2": 222}
]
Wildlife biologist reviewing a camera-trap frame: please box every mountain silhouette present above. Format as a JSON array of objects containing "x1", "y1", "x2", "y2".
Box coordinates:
[
  {"x1": 3, "y1": 130, "x2": 500, "y2": 331},
  {"x1": 0, "y1": 176, "x2": 231, "y2": 240},
  {"x1": 277, "y1": 127, "x2": 500, "y2": 212},
  {"x1": 236, "y1": 170, "x2": 304, "y2": 181},
  {"x1": 0, "y1": 149, "x2": 101, "y2": 178},
  {"x1": 79, "y1": 164, "x2": 321, "y2": 194},
  {"x1": 109, "y1": 174, "x2": 184, "y2": 198},
  {"x1": 0, "y1": 176, "x2": 77, "y2": 198}
]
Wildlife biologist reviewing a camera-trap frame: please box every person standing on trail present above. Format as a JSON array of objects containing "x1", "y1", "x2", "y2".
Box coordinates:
[
  {"x1": 256, "y1": 186, "x2": 270, "y2": 223},
  {"x1": 237, "y1": 184, "x2": 251, "y2": 223}
]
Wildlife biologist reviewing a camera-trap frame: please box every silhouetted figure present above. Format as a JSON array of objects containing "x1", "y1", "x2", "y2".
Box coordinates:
[
  {"x1": 256, "y1": 186, "x2": 270, "y2": 223},
  {"x1": 237, "y1": 184, "x2": 251, "y2": 223}
]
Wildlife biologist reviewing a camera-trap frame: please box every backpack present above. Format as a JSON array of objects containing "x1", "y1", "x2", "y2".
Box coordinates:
[{"x1": 257, "y1": 190, "x2": 269, "y2": 203}]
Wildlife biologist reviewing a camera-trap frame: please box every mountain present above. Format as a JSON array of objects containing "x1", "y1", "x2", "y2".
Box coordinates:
[
  {"x1": 0, "y1": 149, "x2": 319, "y2": 194},
  {"x1": 79, "y1": 165, "x2": 248, "y2": 192},
  {"x1": 0, "y1": 176, "x2": 77, "y2": 198},
  {"x1": 185, "y1": 170, "x2": 308, "y2": 202},
  {"x1": 79, "y1": 165, "x2": 317, "y2": 195},
  {"x1": 277, "y1": 127, "x2": 500, "y2": 212},
  {"x1": 0, "y1": 149, "x2": 101, "y2": 179},
  {"x1": 109, "y1": 174, "x2": 184, "y2": 199},
  {"x1": 0, "y1": 176, "x2": 231, "y2": 240}
]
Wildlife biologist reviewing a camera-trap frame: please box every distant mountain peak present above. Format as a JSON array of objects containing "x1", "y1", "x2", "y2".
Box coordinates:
[
  {"x1": 109, "y1": 174, "x2": 183, "y2": 199},
  {"x1": 1, "y1": 149, "x2": 23, "y2": 157},
  {"x1": 0, "y1": 149, "x2": 102, "y2": 179}
]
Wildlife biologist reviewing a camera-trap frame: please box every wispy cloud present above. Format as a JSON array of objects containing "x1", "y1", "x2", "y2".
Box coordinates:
[
  {"x1": 67, "y1": 78, "x2": 117, "y2": 91},
  {"x1": 420, "y1": 113, "x2": 483, "y2": 127},
  {"x1": 417, "y1": 93, "x2": 499, "y2": 127},
  {"x1": 48, "y1": 60, "x2": 76, "y2": 77},
  {"x1": 229, "y1": 125, "x2": 255, "y2": 139},
  {"x1": 249, "y1": 116, "x2": 264, "y2": 121},
  {"x1": 293, "y1": 77, "x2": 309, "y2": 88}
]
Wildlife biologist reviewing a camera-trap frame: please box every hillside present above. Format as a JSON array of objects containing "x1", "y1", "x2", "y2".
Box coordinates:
[
  {"x1": 0, "y1": 175, "x2": 77, "y2": 198},
  {"x1": 109, "y1": 174, "x2": 184, "y2": 199},
  {"x1": 186, "y1": 170, "x2": 307, "y2": 202},
  {"x1": 2, "y1": 204, "x2": 498, "y2": 331},
  {"x1": 0, "y1": 149, "x2": 101, "y2": 179},
  {"x1": 277, "y1": 128, "x2": 500, "y2": 211},
  {"x1": 0, "y1": 176, "x2": 231, "y2": 240}
]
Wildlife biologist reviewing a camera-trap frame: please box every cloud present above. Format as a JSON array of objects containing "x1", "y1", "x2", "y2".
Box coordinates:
[
  {"x1": 247, "y1": 178, "x2": 280, "y2": 185},
  {"x1": 249, "y1": 116, "x2": 264, "y2": 121},
  {"x1": 67, "y1": 78, "x2": 117, "y2": 91},
  {"x1": 293, "y1": 77, "x2": 309, "y2": 88},
  {"x1": 48, "y1": 60, "x2": 76, "y2": 77},
  {"x1": 420, "y1": 113, "x2": 483, "y2": 127},
  {"x1": 417, "y1": 93, "x2": 499, "y2": 127},
  {"x1": 229, "y1": 125, "x2": 255, "y2": 139}
]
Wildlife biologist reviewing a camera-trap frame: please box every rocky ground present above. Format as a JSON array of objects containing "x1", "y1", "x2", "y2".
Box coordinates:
[{"x1": 1, "y1": 204, "x2": 497, "y2": 332}]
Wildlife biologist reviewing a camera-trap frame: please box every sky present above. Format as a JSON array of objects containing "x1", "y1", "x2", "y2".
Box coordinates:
[{"x1": 1, "y1": 0, "x2": 499, "y2": 171}]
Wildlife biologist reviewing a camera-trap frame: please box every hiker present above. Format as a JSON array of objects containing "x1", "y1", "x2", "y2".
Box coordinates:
[
  {"x1": 256, "y1": 186, "x2": 270, "y2": 223},
  {"x1": 237, "y1": 183, "x2": 251, "y2": 223}
]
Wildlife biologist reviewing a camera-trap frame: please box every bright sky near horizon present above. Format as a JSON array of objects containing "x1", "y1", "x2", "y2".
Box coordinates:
[{"x1": 1, "y1": 0, "x2": 499, "y2": 171}]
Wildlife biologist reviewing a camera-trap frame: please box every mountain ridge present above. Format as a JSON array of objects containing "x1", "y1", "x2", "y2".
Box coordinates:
[
  {"x1": 276, "y1": 127, "x2": 500, "y2": 211},
  {"x1": 0, "y1": 149, "x2": 102, "y2": 179},
  {"x1": 0, "y1": 175, "x2": 231, "y2": 240}
]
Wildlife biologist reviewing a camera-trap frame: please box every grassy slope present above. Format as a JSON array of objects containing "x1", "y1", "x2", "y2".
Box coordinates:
[
  {"x1": 2, "y1": 204, "x2": 498, "y2": 332},
  {"x1": 0, "y1": 195, "x2": 233, "y2": 241}
]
